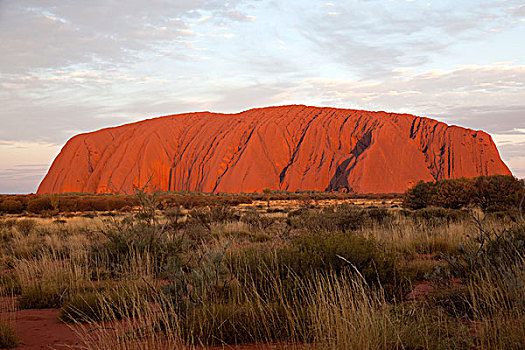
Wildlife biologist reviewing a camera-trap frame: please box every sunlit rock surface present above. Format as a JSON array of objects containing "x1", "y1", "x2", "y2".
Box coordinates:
[{"x1": 38, "y1": 105, "x2": 511, "y2": 194}]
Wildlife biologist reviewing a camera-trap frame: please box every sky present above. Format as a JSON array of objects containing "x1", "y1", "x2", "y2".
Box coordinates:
[{"x1": 0, "y1": 0, "x2": 524, "y2": 194}]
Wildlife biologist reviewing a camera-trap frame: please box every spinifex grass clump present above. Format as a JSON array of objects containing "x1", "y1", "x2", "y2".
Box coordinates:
[
  {"x1": 17, "y1": 282, "x2": 63, "y2": 309},
  {"x1": 60, "y1": 285, "x2": 146, "y2": 323},
  {"x1": 0, "y1": 274, "x2": 21, "y2": 297},
  {"x1": 0, "y1": 321, "x2": 17, "y2": 349},
  {"x1": 425, "y1": 215, "x2": 525, "y2": 348},
  {"x1": 92, "y1": 189, "x2": 184, "y2": 278},
  {"x1": 440, "y1": 218, "x2": 525, "y2": 280},
  {"x1": 229, "y1": 230, "x2": 404, "y2": 300},
  {"x1": 16, "y1": 251, "x2": 91, "y2": 309},
  {"x1": 0, "y1": 299, "x2": 18, "y2": 349}
]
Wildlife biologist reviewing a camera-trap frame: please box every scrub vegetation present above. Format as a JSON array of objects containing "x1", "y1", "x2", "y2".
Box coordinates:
[{"x1": 0, "y1": 175, "x2": 524, "y2": 349}]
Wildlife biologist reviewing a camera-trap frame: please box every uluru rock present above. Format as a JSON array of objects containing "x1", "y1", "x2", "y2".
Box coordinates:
[{"x1": 37, "y1": 105, "x2": 511, "y2": 194}]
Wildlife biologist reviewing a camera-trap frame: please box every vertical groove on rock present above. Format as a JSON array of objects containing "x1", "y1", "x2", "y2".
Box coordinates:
[
  {"x1": 84, "y1": 140, "x2": 94, "y2": 174},
  {"x1": 279, "y1": 112, "x2": 321, "y2": 185}
]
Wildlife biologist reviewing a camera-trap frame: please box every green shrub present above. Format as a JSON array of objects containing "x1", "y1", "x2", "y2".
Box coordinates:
[
  {"x1": 432, "y1": 178, "x2": 475, "y2": 209},
  {"x1": 444, "y1": 225, "x2": 525, "y2": 279},
  {"x1": 287, "y1": 206, "x2": 365, "y2": 232},
  {"x1": 106, "y1": 196, "x2": 131, "y2": 211},
  {"x1": 366, "y1": 207, "x2": 393, "y2": 224},
  {"x1": 284, "y1": 232, "x2": 396, "y2": 286},
  {"x1": 403, "y1": 181, "x2": 435, "y2": 209},
  {"x1": 187, "y1": 206, "x2": 239, "y2": 231},
  {"x1": 474, "y1": 175, "x2": 525, "y2": 211},
  {"x1": 403, "y1": 175, "x2": 524, "y2": 211},
  {"x1": 165, "y1": 246, "x2": 234, "y2": 312},
  {"x1": 230, "y1": 231, "x2": 401, "y2": 298},
  {"x1": 241, "y1": 209, "x2": 274, "y2": 231},
  {"x1": 57, "y1": 197, "x2": 78, "y2": 212},
  {"x1": 0, "y1": 322, "x2": 17, "y2": 348},
  {"x1": 88, "y1": 198, "x2": 109, "y2": 212},
  {"x1": 93, "y1": 191, "x2": 183, "y2": 276},
  {"x1": 212, "y1": 229, "x2": 270, "y2": 243}
]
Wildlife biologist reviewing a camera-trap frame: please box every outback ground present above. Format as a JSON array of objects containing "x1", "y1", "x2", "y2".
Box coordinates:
[{"x1": 0, "y1": 175, "x2": 524, "y2": 349}]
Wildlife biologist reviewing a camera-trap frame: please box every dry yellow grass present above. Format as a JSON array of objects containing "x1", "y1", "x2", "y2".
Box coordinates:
[{"x1": 0, "y1": 202, "x2": 523, "y2": 349}]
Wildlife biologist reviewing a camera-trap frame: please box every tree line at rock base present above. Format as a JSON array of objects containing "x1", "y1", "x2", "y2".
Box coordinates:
[{"x1": 403, "y1": 175, "x2": 525, "y2": 211}]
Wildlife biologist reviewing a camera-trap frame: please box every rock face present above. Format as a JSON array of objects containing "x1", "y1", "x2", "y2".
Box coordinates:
[{"x1": 38, "y1": 105, "x2": 511, "y2": 194}]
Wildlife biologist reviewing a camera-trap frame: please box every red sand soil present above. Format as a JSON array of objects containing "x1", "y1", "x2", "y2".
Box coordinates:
[
  {"x1": 3, "y1": 276, "x2": 465, "y2": 350},
  {"x1": 37, "y1": 105, "x2": 510, "y2": 195},
  {"x1": 0, "y1": 297, "x2": 81, "y2": 349},
  {"x1": 406, "y1": 278, "x2": 465, "y2": 301},
  {"x1": 1, "y1": 297, "x2": 301, "y2": 350},
  {"x1": 6, "y1": 306, "x2": 301, "y2": 350},
  {"x1": 12, "y1": 308, "x2": 82, "y2": 350}
]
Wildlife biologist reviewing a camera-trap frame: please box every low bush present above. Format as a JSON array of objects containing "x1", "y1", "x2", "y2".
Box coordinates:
[
  {"x1": 187, "y1": 206, "x2": 239, "y2": 231},
  {"x1": 443, "y1": 224, "x2": 525, "y2": 279},
  {"x1": 92, "y1": 191, "x2": 183, "y2": 277},
  {"x1": 0, "y1": 200, "x2": 23, "y2": 214},
  {"x1": 240, "y1": 209, "x2": 274, "y2": 231},
  {"x1": 282, "y1": 231, "x2": 397, "y2": 287},
  {"x1": 230, "y1": 231, "x2": 402, "y2": 298},
  {"x1": 27, "y1": 197, "x2": 53, "y2": 213},
  {"x1": 287, "y1": 205, "x2": 391, "y2": 233},
  {"x1": 428, "y1": 286, "x2": 473, "y2": 318},
  {"x1": 178, "y1": 301, "x2": 302, "y2": 345},
  {"x1": 408, "y1": 207, "x2": 470, "y2": 225},
  {"x1": 474, "y1": 175, "x2": 525, "y2": 211}
]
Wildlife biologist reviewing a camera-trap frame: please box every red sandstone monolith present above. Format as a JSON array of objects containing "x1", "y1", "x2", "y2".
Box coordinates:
[{"x1": 38, "y1": 105, "x2": 511, "y2": 194}]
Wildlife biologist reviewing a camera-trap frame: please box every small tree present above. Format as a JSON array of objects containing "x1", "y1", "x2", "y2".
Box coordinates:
[
  {"x1": 432, "y1": 178, "x2": 475, "y2": 209},
  {"x1": 473, "y1": 175, "x2": 525, "y2": 211},
  {"x1": 403, "y1": 181, "x2": 434, "y2": 209}
]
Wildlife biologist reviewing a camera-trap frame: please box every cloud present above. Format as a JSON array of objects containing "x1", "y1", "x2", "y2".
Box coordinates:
[
  {"x1": 299, "y1": 0, "x2": 524, "y2": 77},
  {"x1": 0, "y1": 0, "x2": 253, "y2": 74},
  {"x1": 508, "y1": 4, "x2": 525, "y2": 17},
  {"x1": 506, "y1": 156, "x2": 525, "y2": 177},
  {"x1": 294, "y1": 64, "x2": 525, "y2": 127},
  {"x1": 492, "y1": 133, "x2": 525, "y2": 146}
]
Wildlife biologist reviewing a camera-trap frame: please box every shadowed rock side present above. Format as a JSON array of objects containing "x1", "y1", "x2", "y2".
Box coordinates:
[{"x1": 38, "y1": 105, "x2": 511, "y2": 194}]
